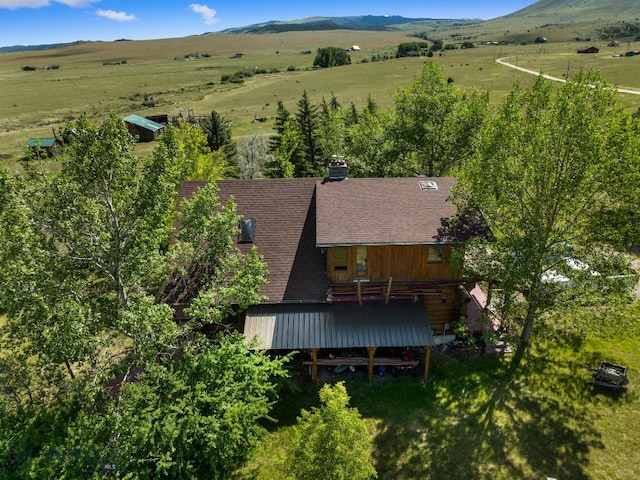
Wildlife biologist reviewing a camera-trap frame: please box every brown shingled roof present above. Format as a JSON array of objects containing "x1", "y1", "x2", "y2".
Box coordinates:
[
  {"x1": 315, "y1": 177, "x2": 457, "y2": 246},
  {"x1": 178, "y1": 178, "x2": 328, "y2": 303}
]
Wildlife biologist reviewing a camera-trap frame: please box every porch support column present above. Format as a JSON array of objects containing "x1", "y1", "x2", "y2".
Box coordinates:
[
  {"x1": 423, "y1": 346, "x2": 431, "y2": 381},
  {"x1": 385, "y1": 277, "x2": 393, "y2": 304},
  {"x1": 311, "y1": 348, "x2": 319, "y2": 384},
  {"x1": 367, "y1": 346, "x2": 376, "y2": 382}
]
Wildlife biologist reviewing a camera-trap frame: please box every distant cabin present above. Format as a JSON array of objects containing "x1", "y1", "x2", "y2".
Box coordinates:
[
  {"x1": 577, "y1": 46, "x2": 599, "y2": 54},
  {"x1": 26, "y1": 137, "x2": 59, "y2": 157},
  {"x1": 123, "y1": 114, "x2": 165, "y2": 142}
]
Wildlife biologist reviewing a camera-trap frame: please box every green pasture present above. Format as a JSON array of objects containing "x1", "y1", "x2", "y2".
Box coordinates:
[{"x1": 2, "y1": 31, "x2": 640, "y2": 168}]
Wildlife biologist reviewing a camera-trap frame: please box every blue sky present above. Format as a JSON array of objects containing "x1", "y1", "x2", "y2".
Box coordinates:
[{"x1": 0, "y1": 0, "x2": 536, "y2": 47}]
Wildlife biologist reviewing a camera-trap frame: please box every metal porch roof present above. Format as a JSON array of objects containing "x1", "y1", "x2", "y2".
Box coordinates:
[{"x1": 243, "y1": 300, "x2": 434, "y2": 350}]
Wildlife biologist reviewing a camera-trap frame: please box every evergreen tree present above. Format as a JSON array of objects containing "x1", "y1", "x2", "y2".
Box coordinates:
[
  {"x1": 295, "y1": 90, "x2": 323, "y2": 176},
  {"x1": 200, "y1": 110, "x2": 240, "y2": 178}
]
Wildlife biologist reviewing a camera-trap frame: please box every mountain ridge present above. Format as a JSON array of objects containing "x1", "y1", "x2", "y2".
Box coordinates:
[{"x1": 3, "y1": 1, "x2": 640, "y2": 53}]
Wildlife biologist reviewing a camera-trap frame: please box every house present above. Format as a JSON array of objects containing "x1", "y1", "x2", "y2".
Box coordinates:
[
  {"x1": 26, "y1": 137, "x2": 60, "y2": 157},
  {"x1": 577, "y1": 46, "x2": 599, "y2": 54},
  {"x1": 177, "y1": 168, "x2": 477, "y2": 381},
  {"x1": 123, "y1": 114, "x2": 165, "y2": 142}
]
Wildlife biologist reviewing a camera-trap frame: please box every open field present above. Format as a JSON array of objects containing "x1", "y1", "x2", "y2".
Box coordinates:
[{"x1": 2, "y1": 31, "x2": 640, "y2": 167}]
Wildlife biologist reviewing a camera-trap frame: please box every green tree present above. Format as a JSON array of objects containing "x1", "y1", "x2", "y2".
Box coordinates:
[
  {"x1": 200, "y1": 110, "x2": 240, "y2": 178},
  {"x1": 23, "y1": 333, "x2": 288, "y2": 480},
  {"x1": 155, "y1": 122, "x2": 225, "y2": 181},
  {"x1": 286, "y1": 382, "x2": 377, "y2": 480},
  {"x1": 268, "y1": 100, "x2": 292, "y2": 153},
  {"x1": 345, "y1": 109, "x2": 399, "y2": 177},
  {"x1": 295, "y1": 90, "x2": 323, "y2": 176},
  {"x1": 396, "y1": 41, "x2": 429, "y2": 56},
  {"x1": 454, "y1": 71, "x2": 636, "y2": 364},
  {"x1": 0, "y1": 115, "x2": 285, "y2": 478},
  {"x1": 265, "y1": 117, "x2": 299, "y2": 178},
  {"x1": 317, "y1": 99, "x2": 348, "y2": 162},
  {"x1": 390, "y1": 61, "x2": 489, "y2": 176},
  {"x1": 313, "y1": 46, "x2": 351, "y2": 68}
]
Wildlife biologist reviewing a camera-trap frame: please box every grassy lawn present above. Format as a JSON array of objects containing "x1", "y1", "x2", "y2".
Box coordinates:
[{"x1": 239, "y1": 322, "x2": 639, "y2": 480}]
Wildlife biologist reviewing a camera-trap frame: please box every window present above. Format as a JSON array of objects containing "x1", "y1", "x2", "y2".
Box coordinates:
[
  {"x1": 427, "y1": 245, "x2": 444, "y2": 264},
  {"x1": 334, "y1": 247, "x2": 348, "y2": 271},
  {"x1": 356, "y1": 246, "x2": 368, "y2": 276}
]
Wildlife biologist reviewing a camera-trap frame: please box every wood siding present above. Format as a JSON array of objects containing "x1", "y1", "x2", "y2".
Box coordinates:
[{"x1": 327, "y1": 245, "x2": 459, "y2": 283}]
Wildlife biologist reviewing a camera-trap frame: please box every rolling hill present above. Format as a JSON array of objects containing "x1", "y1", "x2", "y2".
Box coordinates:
[
  {"x1": 4, "y1": 0, "x2": 640, "y2": 53},
  {"x1": 222, "y1": 0, "x2": 640, "y2": 43}
]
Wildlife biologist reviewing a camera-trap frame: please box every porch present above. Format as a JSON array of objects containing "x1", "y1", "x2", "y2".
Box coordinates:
[{"x1": 243, "y1": 300, "x2": 435, "y2": 382}]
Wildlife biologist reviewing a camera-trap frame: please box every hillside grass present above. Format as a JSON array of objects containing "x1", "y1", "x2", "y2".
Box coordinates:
[
  {"x1": 2, "y1": 31, "x2": 640, "y2": 169},
  {"x1": 238, "y1": 321, "x2": 640, "y2": 480}
]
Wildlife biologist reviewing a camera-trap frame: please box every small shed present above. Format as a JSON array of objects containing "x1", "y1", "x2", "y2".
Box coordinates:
[
  {"x1": 26, "y1": 137, "x2": 59, "y2": 157},
  {"x1": 123, "y1": 114, "x2": 165, "y2": 142},
  {"x1": 577, "y1": 46, "x2": 599, "y2": 54}
]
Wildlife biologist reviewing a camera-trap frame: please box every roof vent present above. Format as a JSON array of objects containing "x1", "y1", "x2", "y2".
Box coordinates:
[
  {"x1": 418, "y1": 180, "x2": 438, "y2": 191},
  {"x1": 238, "y1": 218, "x2": 256, "y2": 243},
  {"x1": 328, "y1": 155, "x2": 348, "y2": 181}
]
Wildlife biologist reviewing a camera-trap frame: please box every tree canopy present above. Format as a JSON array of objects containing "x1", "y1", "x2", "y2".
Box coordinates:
[
  {"x1": 285, "y1": 382, "x2": 377, "y2": 480},
  {"x1": 0, "y1": 114, "x2": 288, "y2": 478},
  {"x1": 454, "y1": 71, "x2": 640, "y2": 362},
  {"x1": 313, "y1": 46, "x2": 351, "y2": 68}
]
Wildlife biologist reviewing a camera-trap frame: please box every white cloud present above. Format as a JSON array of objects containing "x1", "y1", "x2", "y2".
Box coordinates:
[
  {"x1": 96, "y1": 9, "x2": 136, "y2": 21},
  {"x1": 56, "y1": 0, "x2": 98, "y2": 6},
  {"x1": 0, "y1": 0, "x2": 99, "y2": 8},
  {"x1": 189, "y1": 3, "x2": 217, "y2": 25},
  {"x1": 0, "y1": 0, "x2": 50, "y2": 7}
]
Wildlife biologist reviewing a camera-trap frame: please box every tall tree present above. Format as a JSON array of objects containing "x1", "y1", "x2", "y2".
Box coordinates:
[
  {"x1": 390, "y1": 61, "x2": 489, "y2": 176},
  {"x1": 317, "y1": 98, "x2": 348, "y2": 162},
  {"x1": 268, "y1": 100, "x2": 291, "y2": 153},
  {"x1": 200, "y1": 110, "x2": 240, "y2": 178},
  {"x1": 295, "y1": 90, "x2": 323, "y2": 176},
  {"x1": 454, "y1": 71, "x2": 636, "y2": 364},
  {"x1": 345, "y1": 109, "x2": 399, "y2": 177},
  {"x1": 265, "y1": 117, "x2": 299, "y2": 178}
]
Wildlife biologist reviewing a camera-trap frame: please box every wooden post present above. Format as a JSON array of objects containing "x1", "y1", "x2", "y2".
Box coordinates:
[
  {"x1": 357, "y1": 280, "x2": 362, "y2": 305},
  {"x1": 423, "y1": 346, "x2": 431, "y2": 381},
  {"x1": 311, "y1": 348, "x2": 319, "y2": 383},
  {"x1": 367, "y1": 347, "x2": 376, "y2": 382},
  {"x1": 385, "y1": 276, "x2": 393, "y2": 304}
]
